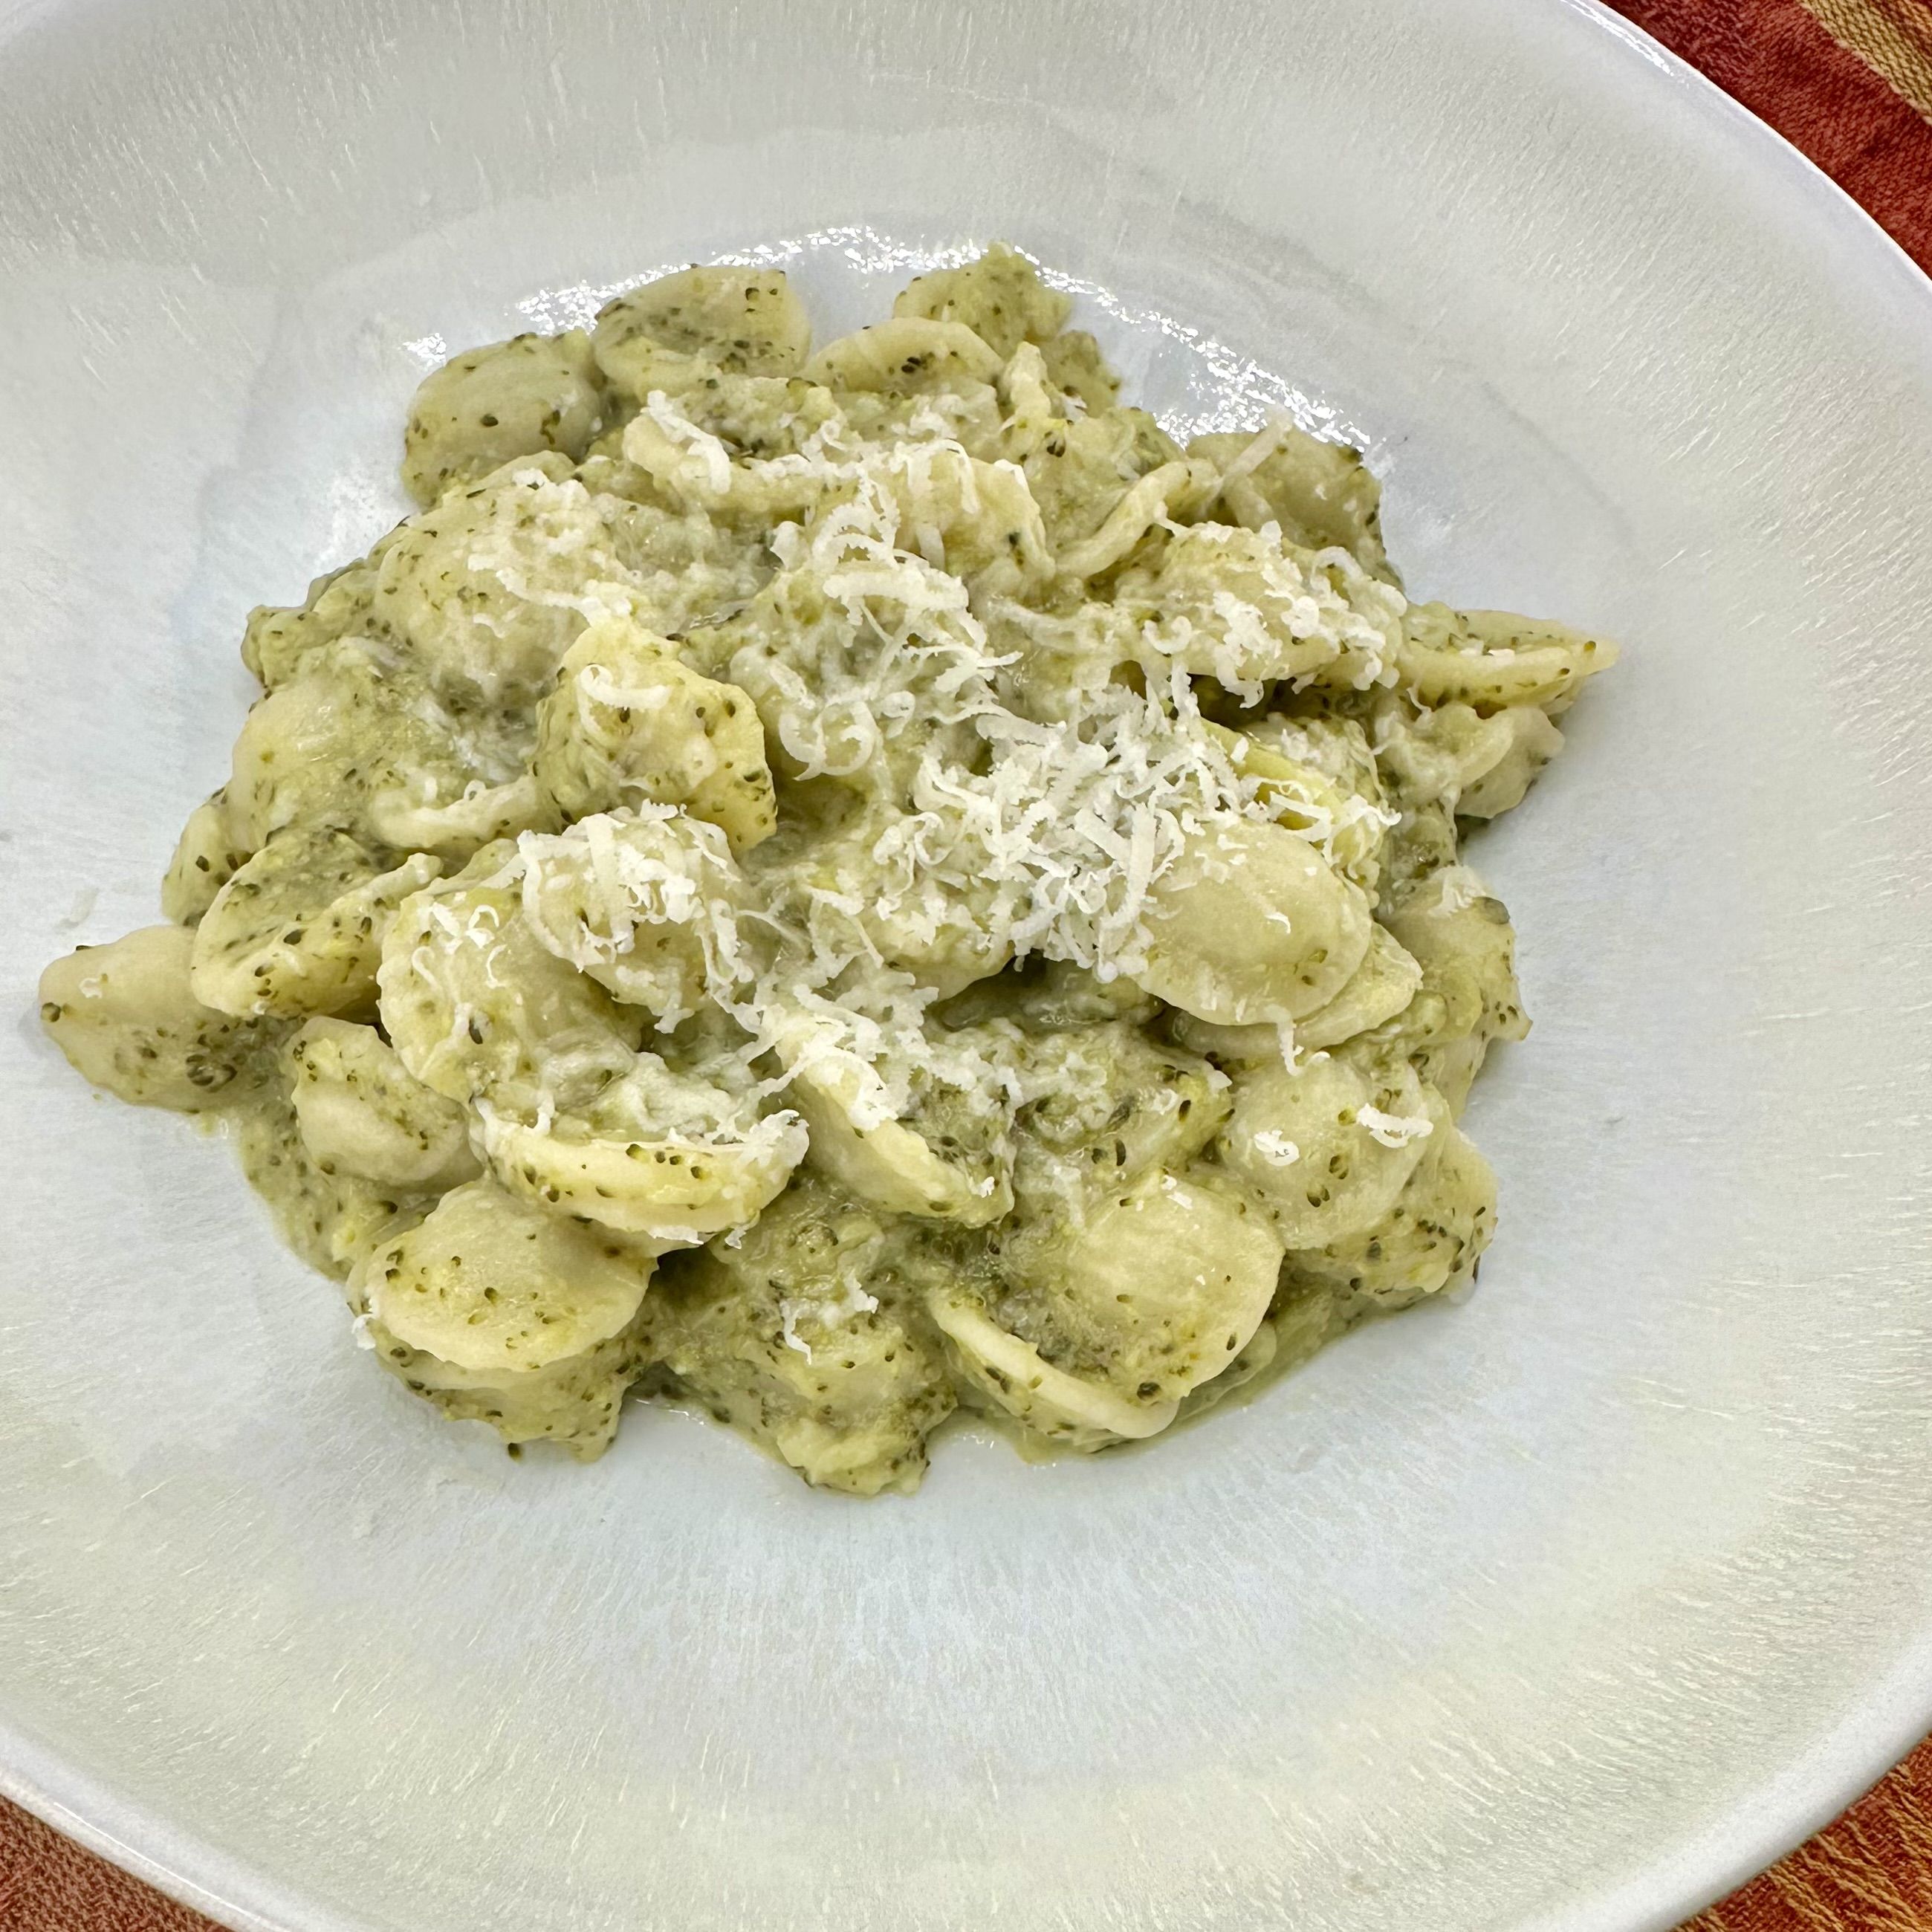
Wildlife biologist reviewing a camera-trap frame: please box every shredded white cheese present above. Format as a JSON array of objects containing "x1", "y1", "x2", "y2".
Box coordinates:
[
  {"x1": 778, "y1": 1277, "x2": 881, "y2": 1364},
  {"x1": 1356, "y1": 1105, "x2": 1436, "y2": 1150}
]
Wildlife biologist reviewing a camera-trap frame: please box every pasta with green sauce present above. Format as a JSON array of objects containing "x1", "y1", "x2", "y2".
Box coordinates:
[{"x1": 37, "y1": 245, "x2": 1614, "y2": 1494}]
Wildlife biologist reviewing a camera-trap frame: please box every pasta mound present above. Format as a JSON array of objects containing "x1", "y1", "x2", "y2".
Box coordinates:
[{"x1": 38, "y1": 245, "x2": 1614, "y2": 1494}]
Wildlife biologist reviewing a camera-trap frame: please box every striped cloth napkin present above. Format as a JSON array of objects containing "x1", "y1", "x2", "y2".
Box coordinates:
[
  {"x1": 2, "y1": 3, "x2": 1929, "y2": 1928},
  {"x1": 1609, "y1": 0, "x2": 1932, "y2": 274}
]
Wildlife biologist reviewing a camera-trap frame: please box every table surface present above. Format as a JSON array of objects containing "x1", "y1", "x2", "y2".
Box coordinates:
[{"x1": 2, "y1": 0, "x2": 1929, "y2": 1927}]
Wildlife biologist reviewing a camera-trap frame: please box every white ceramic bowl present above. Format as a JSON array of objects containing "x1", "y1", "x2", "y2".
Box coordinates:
[{"x1": 4, "y1": 2, "x2": 1932, "y2": 1928}]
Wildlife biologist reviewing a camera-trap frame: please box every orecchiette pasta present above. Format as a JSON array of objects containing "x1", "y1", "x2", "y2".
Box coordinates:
[
  {"x1": 771, "y1": 1006, "x2": 1015, "y2": 1225},
  {"x1": 234, "y1": 1085, "x2": 429, "y2": 1283},
  {"x1": 1132, "y1": 818, "x2": 1374, "y2": 1025},
  {"x1": 592, "y1": 265, "x2": 812, "y2": 398},
  {"x1": 476, "y1": 1057, "x2": 805, "y2": 1242},
  {"x1": 401, "y1": 329, "x2": 608, "y2": 505},
  {"x1": 1191, "y1": 421, "x2": 1394, "y2": 581},
  {"x1": 803, "y1": 317, "x2": 1005, "y2": 396},
  {"x1": 241, "y1": 558, "x2": 378, "y2": 690},
  {"x1": 290, "y1": 1017, "x2": 481, "y2": 1191},
  {"x1": 892, "y1": 243, "x2": 1073, "y2": 357},
  {"x1": 372, "y1": 456, "x2": 634, "y2": 703},
  {"x1": 1279, "y1": 1092, "x2": 1497, "y2": 1313},
  {"x1": 161, "y1": 791, "x2": 251, "y2": 925},
  {"x1": 954, "y1": 1163, "x2": 1286, "y2": 1440},
  {"x1": 40, "y1": 244, "x2": 1614, "y2": 1489},
  {"x1": 354, "y1": 1179, "x2": 655, "y2": 1457},
  {"x1": 376, "y1": 846, "x2": 646, "y2": 1115},
  {"x1": 1217, "y1": 1046, "x2": 1439, "y2": 1248},
  {"x1": 190, "y1": 827, "x2": 441, "y2": 1020},
  {"x1": 40, "y1": 924, "x2": 270, "y2": 1111},
  {"x1": 534, "y1": 617, "x2": 779, "y2": 850}
]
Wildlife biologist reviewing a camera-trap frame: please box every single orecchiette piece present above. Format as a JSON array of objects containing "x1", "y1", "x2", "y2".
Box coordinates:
[
  {"x1": 290, "y1": 1017, "x2": 480, "y2": 1190},
  {"x1": 534, "y1": 617, "x2": 777, "y2": 852},
  {"x1": 190, "y1": 826, "x2": 441, "y2": 1020},
  {"x1": 1373, "y1": 695, "x2": 1566, "y2": 818},
  {"x1": 515, "y1": 808, "x2": 750, "y2": 1022},
  {"x1": 929, "y1": 1293, "x2": 1179, "y2": 1445},
  {"x1": 1207, "y1": 714, "x2": 1393, "y2": 898},
  {"x1": 1373, "y1": 866, "x2": 1531, "y2": 1116},
  {"x1": 618, "y1": 398, "x2": 826, "y2": 523},
  {"x1": 592, "y1": 266, "x2": 811, "y2": 398},
  {"x1": 372, "y1": 455, "x2": 638, "y2": 703},
  {"x1": 1016, "y1": 1166, "x2": 1286, "y2": 1390},
  {"x1": 401, "y1": 329, "x2": 607, "y2": 505},
  {"x1": 1113, "y1": 522, "x2": 1403, "y2": 696},
  {"x1": 355, "y1": 1179, "x2": 654, "y2": 1459},
  {"x1": 39, "y1": 924, "x2": 268, "y2": 1110},
  {"x1": 377, "y1": 843, "x2": 643, "y2": 1115},
  {"x1": 1193, "y1": 420, "x2": 1393, "y2": 581},
  {"x1": 242, "y1": 559, "x2": 377, "y2": 690},
  {"x1": 680, "y1": 567, "x2": 930, "y2": 785},
  {"x1": 1133, "y1": 817, "x2": 1373, "y2": 1025},
  {"x1": 803, "y1": 318, "x2": 1005, "y2": 396},
  {"x1": 771, "y1": 1008, "x2": 1014, "y2": 1225},
  {"x1": 1456, "y1": 708, "x2": 1567, "y2": 817},
  {"x1": 1281, "y1": 1098, "x2": 1497, "y2": 1312},
  {"x1": 1395, "y1": 603, "x2": 1616, "y2": 711},
  {"x1": 477, "y1": 1053, "x2": 805, "y2": 1242},
  {"x1": 1219, "y1": 1048, "x2": 1440, "y2": 1247},
  {"x1": 225, "y1": 652, "x2": 408, "y2": 850},
  {"x1": 942, "y1": 1164, "x2": 1284, "y2": 1445},
  {"x1": 162, "y1": 791, "x2": 250, "y2": 924},
  {"x1": 1379, "y1": 864, "x2": 1530, "y2": 1050},
  {"x1": 891, "y1": 244, "x2": 1072, "y2": 359}
]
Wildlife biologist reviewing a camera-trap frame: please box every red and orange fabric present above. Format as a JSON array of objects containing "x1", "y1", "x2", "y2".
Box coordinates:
[
  {"x1": 1607, "y1": 0, "x2": 1932, "y2": 273},
  {"x1": 1, "y1": 2, "x2": 1928, "y2": 1928}
]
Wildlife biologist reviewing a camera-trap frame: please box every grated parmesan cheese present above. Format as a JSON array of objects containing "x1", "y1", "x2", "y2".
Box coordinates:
[{"x1": 1355, "y1": 1105, "x2": 1435, "y2": 1149}]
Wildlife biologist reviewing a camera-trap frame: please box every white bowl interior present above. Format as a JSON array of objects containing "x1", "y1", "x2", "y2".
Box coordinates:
[{"x1": 3, "y1": 2, "x2": 1932, "y2": 1929}]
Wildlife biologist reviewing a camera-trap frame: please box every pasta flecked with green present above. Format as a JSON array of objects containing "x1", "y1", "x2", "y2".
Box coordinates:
[{"x1": 38, "y1": 245, "x2": 1615, "y2": 1492}]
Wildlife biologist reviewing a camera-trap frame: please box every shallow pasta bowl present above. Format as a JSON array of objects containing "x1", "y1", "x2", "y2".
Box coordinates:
[{"x1": 4, "y1": 1, "x2": 1932, "y2": 1928}]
